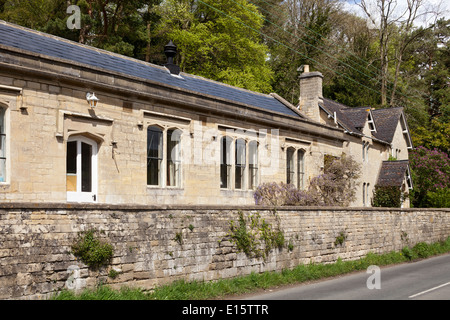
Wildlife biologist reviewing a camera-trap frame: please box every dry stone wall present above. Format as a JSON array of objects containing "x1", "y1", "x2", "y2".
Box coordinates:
[{"x1": 0, "y1": 203, "x2": 449, "y2": 300}]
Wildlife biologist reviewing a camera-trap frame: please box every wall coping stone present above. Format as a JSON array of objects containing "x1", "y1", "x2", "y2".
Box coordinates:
[{"x1": 0, "y1": 202, "x2": 448, "y2": 212}]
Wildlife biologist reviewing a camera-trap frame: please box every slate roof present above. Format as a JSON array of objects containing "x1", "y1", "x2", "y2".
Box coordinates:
[
  {"x1": 321, "y1": 98, "x2": 374, "y2": 136},
  {"x1": 320, "y1": 98, "x2": 361, "y2": 134},
  {"x1": 371, "y1": 107, "x2": 404, "y2": 143},
  {"x1": 376, "y1": 160, "x2": 411, "y2": 187},
  {"x1": 0, "y1": 21, "x2": 301, "y2": 119},
  {"x1": 320, "y1": 98, "x2": 411, "y2": 147}
]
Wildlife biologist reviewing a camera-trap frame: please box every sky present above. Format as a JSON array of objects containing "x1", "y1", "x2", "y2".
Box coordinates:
[{"x1": 340, "y1": 0, "x2": 449, "y2": 28}]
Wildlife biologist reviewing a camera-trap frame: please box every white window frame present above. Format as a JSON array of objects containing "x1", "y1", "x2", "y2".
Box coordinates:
[
  {"x1": 248, "y1": 140, "x2": 259, "y2": 190},
  {"x1": 147, "y1": 125, "x2": 184, "y2": 189},
  {"x1": 66, "y1": 136, "x2": 98, "y2": 203},
  {"x1": 166, "y1": 128, "x2": 182, "y2": 188}
]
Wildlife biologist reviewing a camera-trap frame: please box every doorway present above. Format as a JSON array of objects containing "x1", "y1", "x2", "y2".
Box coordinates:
[{"x1": 66, "y1": 136, "x2": 98, "y2": 203}]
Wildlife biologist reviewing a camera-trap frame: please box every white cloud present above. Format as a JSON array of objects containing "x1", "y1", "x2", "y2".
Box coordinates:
[{"x1": 340, "y1": 0, "x2": 449, "y2": 28}]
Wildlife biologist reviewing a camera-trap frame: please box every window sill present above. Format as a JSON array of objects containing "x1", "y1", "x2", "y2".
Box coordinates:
[{"x1": 147, "y1": 185, "x2": 184, "y2": 191}]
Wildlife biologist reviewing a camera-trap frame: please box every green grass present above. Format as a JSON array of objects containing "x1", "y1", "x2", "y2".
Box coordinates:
[{"x1": 51, "y1": 236, "x2": 450, "y2": 300}]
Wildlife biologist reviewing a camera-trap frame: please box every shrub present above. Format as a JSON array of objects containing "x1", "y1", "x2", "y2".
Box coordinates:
[
  {"x1": 71, "y1": 229, "x2": 114, "y2": 269},
  {"x1": 426, "y1": 188, "x2": 450, "y2": 208},
  {"x1": 254, "y1": 153, "x2": 361, "y2": 207},
  {"x1": 253, "y1": 182, "x2": 314, "y2": 206},
  {"x1": 309, "y1": 153, "x2": 361, "y2": 206},
  {"x1": 372, "y1": 185, "x2": 403, "y2": 207},
  {"x1": 409, "y1": 146, "x2": 450, "y2": 207}
]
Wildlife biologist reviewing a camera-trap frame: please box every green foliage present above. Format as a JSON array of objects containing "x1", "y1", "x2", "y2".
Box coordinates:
[
  {"x1": 155, "y1": 0, "x2": 274, "y2": 93},
  {"x1": 426, "y1": 188, "x2": 450, "y2": 208},
  {"x1": 371, "y1": 185, "x2": 403, "y2": 208},
  {"x1": 402, "y1": 238, "x2": 450, "y2": 261},
  {"x1": 108, "y1": 268, "x2": 120, "y2": 279},
  {"x1": 409, "y1": 146, "x2": 450, "y2": 207},
  {"x1": 71, "y1": 229, "x2": 114, "y2": 269},
  {"x1": 174, "y1": 231, "x2": 183, "y2": 245},
  {"x1": 228, "y1": 210, "x2": 285, "y2": 260},
  {"x1": 334, "y1": 231, "x2": 347, "y2": 246}
]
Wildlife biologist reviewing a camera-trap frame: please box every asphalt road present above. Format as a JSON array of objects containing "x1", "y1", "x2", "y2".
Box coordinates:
[{"x1": 243, "y1": 253, "x2": 450, "y2": 300}]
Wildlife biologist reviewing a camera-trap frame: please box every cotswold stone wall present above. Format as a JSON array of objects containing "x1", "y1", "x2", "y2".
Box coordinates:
[{"x1": 0, "y1": 203, "x2": 449, "y2": 300}]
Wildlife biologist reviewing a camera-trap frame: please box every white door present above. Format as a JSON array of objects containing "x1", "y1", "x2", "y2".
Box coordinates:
[{"x1": 66, "y1": 136, "x2": 98, "y2": 203}]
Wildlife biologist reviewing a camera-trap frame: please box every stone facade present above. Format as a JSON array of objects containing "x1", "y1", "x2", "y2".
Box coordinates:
[{"x1": 0, "y1": 203, "x2": 449, "y2": 299}]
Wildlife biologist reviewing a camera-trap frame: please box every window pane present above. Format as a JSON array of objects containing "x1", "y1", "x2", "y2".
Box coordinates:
[
  {"x1": 147, "y1": 126, "x2": 163, "y2": 159},
  {"x1": 220, "y1": 137, "x2": 232, "y2": 188},
  {"x1": 0, "y1": 108, "x2": 5, "y2": 134},
  {"x1": 220, "y1": 164, "x2": 231, "y2": 189},
  {"x1": 147, "y1": 158, "x2": 161, "y2": 186},
  {"x1": 81, "y1": 142, "x2": 92, "y2": 192},
  {"x1": 235, "y1": 139, "x2": 246, "y2": 166},
  {"x1": 66, "y1": 141, "x2": 77, "y2": 174},
  {"x1": 249, "y1": 165, "x2": 258, "y2": 190},
  {"x1": 248, "y1": 141, "x2": 258, "y2": 189},
  {"x1": 0, "y1": 158, "x2": 5, "y2": 183},
  {"x1": 297, "y1": 150, "x2": 304, "y2": 189},
  {"x1": 286, "y1": 148, "x2": 295, "y2": 185},
  {"x1": 147, "y1": 126, "x2": 163, "y2": 186},
  {"x1": 235, "y1": 139, "x2": 246, "y2": 189},
  {"x1": 66, "y1": 141, "x2": 77, "y2": 192},
  {"x1": 167, "y1": 129, "x2": 181, "y2": 187}
]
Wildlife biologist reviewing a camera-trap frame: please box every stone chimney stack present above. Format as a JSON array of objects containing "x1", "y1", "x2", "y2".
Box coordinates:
[{"x1": 298, "y1": 65, "x2": 323, "y2": 122}]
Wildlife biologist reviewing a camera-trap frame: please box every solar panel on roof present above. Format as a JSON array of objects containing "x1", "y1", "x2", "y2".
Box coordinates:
[{"x1": 0, "y1": 22, "x2": 300, "y2": 118}]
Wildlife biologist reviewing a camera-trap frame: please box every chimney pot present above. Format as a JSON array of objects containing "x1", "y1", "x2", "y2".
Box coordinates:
[{"x1": 164, "y1": 40, "x2": 180, "y2": 75}]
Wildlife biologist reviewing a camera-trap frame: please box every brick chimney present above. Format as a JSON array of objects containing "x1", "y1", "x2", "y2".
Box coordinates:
[{"x1": 298, "y1": 65, "x2": 323, "y2": 122}]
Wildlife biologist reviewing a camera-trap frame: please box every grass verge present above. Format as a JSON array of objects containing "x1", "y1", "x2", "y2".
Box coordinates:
[{"x1": 51, "y1": 237, "x2": 450, "y2": 300}]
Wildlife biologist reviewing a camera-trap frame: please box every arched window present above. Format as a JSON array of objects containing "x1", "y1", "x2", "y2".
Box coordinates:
[
  {"x1": 297, "y1": 149, "x2": 305, "y2": 189},
  {"x1": 220, "y1": 136, "x2": 232, "y2": 189},
  {"x1": 248, "y1": 141, "x2": 258, "y2": 190},
  {"x1": 235, "y1": 139, "x2": 246, "y2": 189},
  {"x1": 167, "y1": 128, "x2": 182, "y2": 187},
  {"x1": 147, "y1": 126, "x2": 163, "y2": 186},
  {"x1": 286, "y1": 147, "x2": 295, "y2": 185}
]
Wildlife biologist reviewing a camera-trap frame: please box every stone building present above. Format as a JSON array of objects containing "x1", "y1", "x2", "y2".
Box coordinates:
[{"x1": 0, "y1": 21, "x2": 412, "y2": 207}]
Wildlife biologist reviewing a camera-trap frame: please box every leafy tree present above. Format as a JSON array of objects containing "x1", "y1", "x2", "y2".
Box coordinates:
[
  {"x1": 155, "y1": 0, "x2": 274, "y2": 93},
  {"x1": 409, "y1": 146, "x2": 450, "y2": 207},
  {"x1": 406, "y1": 18, "x2": 449, "y2": 152}
]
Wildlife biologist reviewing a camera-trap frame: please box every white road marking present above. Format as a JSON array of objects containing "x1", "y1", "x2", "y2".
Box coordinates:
[{"x1": 409, "y1": 281, "x2": 450, "y2": 299}]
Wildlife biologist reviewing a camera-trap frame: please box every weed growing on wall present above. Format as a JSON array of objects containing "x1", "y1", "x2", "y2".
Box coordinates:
[
  {"x1": 71, "y1": 229, "x2": 114, "y2": 269},
  {"x1": 228, "y1": 210, "x2": 285, "y2": 260}
]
